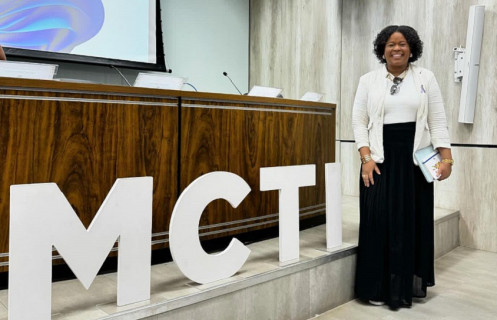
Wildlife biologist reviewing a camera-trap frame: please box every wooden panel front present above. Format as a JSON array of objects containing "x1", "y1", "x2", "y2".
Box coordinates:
[
  {"x1": 180, "y1": 100, "x2": 335, "y2": 239},
  {"x1": 0, "y1": 77, "x2": 335, "y2": 271},
  {"x1": 0, "y1": 89, "x2": 178, "y2": 271}
]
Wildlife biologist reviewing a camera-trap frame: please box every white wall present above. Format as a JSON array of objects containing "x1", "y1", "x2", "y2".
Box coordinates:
[{"x1": 162, "y1": 0, "x2": 249, "y2": 94}]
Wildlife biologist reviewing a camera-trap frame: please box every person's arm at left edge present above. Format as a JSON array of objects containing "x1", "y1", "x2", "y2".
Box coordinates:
[{"x1": 0, "y1": 45, "x2": 6, "y2": 60}]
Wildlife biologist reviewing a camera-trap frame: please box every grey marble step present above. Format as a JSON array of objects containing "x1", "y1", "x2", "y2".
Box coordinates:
[{"x1": 0, "y1": 196, "x2": 460, "y2": 320}]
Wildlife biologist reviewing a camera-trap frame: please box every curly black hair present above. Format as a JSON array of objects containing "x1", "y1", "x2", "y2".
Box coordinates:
[{"x1": 373, "y1": 25, "x2": 423, "y2": 64}]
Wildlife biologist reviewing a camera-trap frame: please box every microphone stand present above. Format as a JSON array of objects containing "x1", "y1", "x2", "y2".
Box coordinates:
[{"x1": 223, "y1": 72, "x2": 242, "y2": 95}]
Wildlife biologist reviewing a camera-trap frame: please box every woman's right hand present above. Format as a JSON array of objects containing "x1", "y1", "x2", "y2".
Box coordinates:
[{"x1": 361, "y1": 161, "x2": 381, "y2": 187}]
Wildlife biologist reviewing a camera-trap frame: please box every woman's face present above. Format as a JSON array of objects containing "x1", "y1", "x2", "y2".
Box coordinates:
[{"x1": 384, "y1": 32, "x2": 410, "y2": 70}]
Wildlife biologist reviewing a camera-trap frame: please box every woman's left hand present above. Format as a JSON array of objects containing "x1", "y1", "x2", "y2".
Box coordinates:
[{"x1": 437, "y1": 162, "x2": 452, "y2": 181}]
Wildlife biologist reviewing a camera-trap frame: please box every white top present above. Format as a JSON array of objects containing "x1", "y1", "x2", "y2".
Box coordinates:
[
  {"x1": 351, "y1": 64, "x2": 451, "y2": 164},
  {"x1": 383, "y1": 70, "x2": 420, "y2": 124}
]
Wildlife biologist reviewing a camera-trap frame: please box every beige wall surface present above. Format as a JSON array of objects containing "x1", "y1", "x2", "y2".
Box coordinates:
[
  {"x1": 250, "y1": 0, "x2": 497, "y2": 252},
  {"x1": 250, "y1": 0, "x2": 341, "y2": 104}
]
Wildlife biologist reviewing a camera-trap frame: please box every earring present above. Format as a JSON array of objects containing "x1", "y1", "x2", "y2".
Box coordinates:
[
  {"x1": 382, "y1": 55, "x2": 385, "y2": 59},
  {"x1": 410, "y1": 53, "x2": 413, "y2": 58}
]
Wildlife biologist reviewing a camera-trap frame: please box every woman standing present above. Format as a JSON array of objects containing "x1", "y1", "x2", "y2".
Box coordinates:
[{"x1": 352, "y1": 25, "x2": 453, "y2": 309}]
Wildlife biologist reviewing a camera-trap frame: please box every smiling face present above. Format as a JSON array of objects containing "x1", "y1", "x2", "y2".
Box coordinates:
[{"x1": 384, "y1": 32, "x2": 411, "y2": 74}]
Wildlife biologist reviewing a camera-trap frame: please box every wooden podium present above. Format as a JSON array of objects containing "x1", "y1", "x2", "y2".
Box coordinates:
[{"x1": 0, "y1": 77, "x2": 335, "y2": 271}]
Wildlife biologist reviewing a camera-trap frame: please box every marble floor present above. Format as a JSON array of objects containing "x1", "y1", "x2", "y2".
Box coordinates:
[{"x1": 310, "y1": 246, "x2": 497, "y2": 320}]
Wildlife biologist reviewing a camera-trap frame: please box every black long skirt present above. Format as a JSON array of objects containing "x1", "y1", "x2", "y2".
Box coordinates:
[{"x1": 355, "y1": 122, "x2": 434, "y2": 309}]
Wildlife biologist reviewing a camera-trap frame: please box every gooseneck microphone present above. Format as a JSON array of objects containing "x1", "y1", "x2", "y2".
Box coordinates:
[
  {"x1": 223, "y1": 71, "x2": 243, "y2": 95},
  {"x1": 184, "y1": 82, "x2": 198, "y2": 92},
  {"x1": 110, "y1": 65, "x2": 131, "y2": 86}
]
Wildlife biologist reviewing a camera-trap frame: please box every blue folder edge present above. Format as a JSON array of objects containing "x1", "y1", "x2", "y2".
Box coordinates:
[{"x1": 414, "y1": 145, "x2": 438, "y2": 183}]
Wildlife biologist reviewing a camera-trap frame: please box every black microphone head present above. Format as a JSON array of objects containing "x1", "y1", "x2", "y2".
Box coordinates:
[{"x1": 223, "y1": 71, "x2": 242, "y2": 95}]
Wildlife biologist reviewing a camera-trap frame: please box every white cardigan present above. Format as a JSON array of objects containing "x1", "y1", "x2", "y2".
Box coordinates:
[{"x1": 352, "y1": 64, "x2": 451, "y2": 164}]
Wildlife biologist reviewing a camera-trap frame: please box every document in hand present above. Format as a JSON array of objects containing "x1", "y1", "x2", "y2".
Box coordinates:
[{"x1": 414, "y1": 145, "x2": 441, "y2": 183}]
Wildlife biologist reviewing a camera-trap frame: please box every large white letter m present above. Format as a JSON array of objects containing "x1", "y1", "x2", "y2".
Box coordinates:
[{"x1": 8, "y1": 177, "x2": 152, "y2": 320}]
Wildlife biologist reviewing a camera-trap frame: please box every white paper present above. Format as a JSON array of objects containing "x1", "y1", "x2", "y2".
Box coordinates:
[
  {"x1": 134, "y1": 72, "x2": 185, "y2": 90},
  {"x1": 0, "y1": 60, "x2": 58, "y2": 80},
  {"x1": 300, "y1": 91, "x2": 323, "y2": 102},
  {"x1": 248, "y1": 85, "x2": 282, "y2": 98}
]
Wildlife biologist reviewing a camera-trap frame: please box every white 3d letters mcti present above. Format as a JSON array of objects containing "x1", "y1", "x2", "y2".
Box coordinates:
[{"x1": 8, "y1": 163, "x2": 341, "y2": 320}]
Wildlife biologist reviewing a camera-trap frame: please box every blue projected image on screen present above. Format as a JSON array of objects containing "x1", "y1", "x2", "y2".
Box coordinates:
[
  {"x1": 0, "y1": 0, "x2": 156, "y2": 64},
  {"x1": 0, "y1": 0, "x2": 104, "y2": 52}
]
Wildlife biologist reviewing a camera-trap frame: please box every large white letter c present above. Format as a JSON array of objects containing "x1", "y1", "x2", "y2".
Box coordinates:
[{"x1": 169, "y1": 172, "x2": 251, "y2": 284}]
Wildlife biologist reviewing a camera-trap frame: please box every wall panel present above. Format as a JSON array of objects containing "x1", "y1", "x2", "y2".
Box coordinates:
[
  {"x1": 250, "y1": 0, "x2": 341, "y2": 105},
  {"x1": 251, "y1": 0, "x2": 497, "y2": 252}
]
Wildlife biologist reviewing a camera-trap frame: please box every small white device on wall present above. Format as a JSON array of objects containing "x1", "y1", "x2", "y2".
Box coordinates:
[{"x1": 457, "y1": 5, "x2": 485, "y2": 124}]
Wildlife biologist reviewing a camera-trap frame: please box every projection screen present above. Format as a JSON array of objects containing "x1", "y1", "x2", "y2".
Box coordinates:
[{"x1": 0, "y1": 0, "x2": 165, "y2": 70}]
